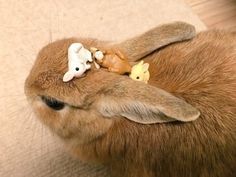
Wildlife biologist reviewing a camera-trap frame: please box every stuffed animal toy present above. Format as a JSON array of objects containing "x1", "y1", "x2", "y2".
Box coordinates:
[
  {"x1": 129, "y1": 60, "x2": 150, "y2": 83},
  {"x1": 63, "y1": 43, "x2": 93, "y2": 82}
]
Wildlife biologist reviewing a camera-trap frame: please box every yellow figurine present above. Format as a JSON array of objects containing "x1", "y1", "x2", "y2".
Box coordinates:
[{"x1": 129, "y1": 60, "x2": 150, "y2": 83}]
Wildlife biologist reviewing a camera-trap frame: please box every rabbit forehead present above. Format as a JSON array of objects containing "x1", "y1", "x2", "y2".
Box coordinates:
[
  {"x1": 28, "y1": 63, "x2": 118, "y2": 107},
  {"x1": 25, "y1": 38, "x2": 111, "y2": 106},
  {"x1": 34, "y1": 37, "x2": 97, "y2": 72}
]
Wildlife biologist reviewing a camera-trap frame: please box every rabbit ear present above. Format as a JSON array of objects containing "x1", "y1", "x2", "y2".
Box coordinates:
[
  {"x1": 63, "y1": 71, "x2": 74, "y2": 82},
  {"x1": 114, "y1": 22, "x2": 196, "y2": 62},
  {"x1": 96, "y1": 79, "x2": 200, "y2": 124}
]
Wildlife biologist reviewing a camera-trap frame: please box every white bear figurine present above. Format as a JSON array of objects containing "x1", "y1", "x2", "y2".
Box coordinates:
[{"x1": 63, "y1": 43, "x2": 93, "y2": 82}]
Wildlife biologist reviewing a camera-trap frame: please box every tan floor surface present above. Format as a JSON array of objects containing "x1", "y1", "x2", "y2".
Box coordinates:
[
  {"x1": 185, "y1": 0, "x2": 236, "y2": 30},
  {"x1": 0, "y1": 0, "x2": 206, "y2": 177}
]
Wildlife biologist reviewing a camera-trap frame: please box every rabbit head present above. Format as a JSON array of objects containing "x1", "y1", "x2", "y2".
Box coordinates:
[{"x1": 24, "y1": 35, "x2": 200, "y2": 147}]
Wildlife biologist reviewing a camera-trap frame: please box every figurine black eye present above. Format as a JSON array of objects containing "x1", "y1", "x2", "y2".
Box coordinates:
[
  {"x1": 136, "y1": 76, "x2": 140, "y2": 79},
  {"x1": 75, "y1": 67, "x2": 79, "y2": 71},
  {"x1": 41, "y1": 96, "x2": 65, "y2": 111}
]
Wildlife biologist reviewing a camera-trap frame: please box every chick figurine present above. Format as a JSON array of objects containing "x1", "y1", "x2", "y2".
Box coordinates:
[{"x1": 129, "y1": 60, "x2": 150, "y2": 83}]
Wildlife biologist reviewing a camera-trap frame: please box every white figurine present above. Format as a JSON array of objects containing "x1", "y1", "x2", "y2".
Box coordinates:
[{"x1": 63, "y1": 43, "x2": 93, "y2": 82}]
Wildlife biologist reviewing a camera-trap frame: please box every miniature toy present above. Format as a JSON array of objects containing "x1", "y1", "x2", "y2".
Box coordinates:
[
  {"x1": 63, "y1": 43, "x2": 93, "y2": 82},
  {"x1": 129, "y1": 60, "x2": 150, "y2": 83},
  {"x1": 90, "y1": 47, "x2": 104, "y2": 69},
  {"x1": 90, "y1": 47, "x2": 131, "y2": 75}
]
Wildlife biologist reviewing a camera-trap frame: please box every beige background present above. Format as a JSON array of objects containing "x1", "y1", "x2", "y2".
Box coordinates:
[{"x1": 0, "y1": 0, "x2": 206, "y2": 176}]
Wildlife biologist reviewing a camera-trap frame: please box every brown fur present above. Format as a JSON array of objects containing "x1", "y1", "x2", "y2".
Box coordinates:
[
  {"x1": 90, "y1": 21, "x2": 196, "y2": 74},
  {"x1": 25, "y1": 22, "x2": 236, "y2": 177},
  {"x1": 115, "y1": 21, "x2": 196, "y2": 61}
]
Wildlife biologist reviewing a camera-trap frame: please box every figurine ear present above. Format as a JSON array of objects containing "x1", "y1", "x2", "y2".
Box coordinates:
[
  {"x1": 63, "y1": 71, "x2": 74, "y2": 82},
  {"x1": 72, "y1": 43, "x2": 83, "y2": 52},
  {"x1": 79, "y1": 48, "x2": 92, "y2": 61},
  {"x1": 138, "y1": 60, "x2": 144, "y2": 65},
  {"x1": 90, "y1": 47, "x2": 98, "y2": 53},
  {"x1": 142, "y1": 63, "x2": 149, "y2": 72}
]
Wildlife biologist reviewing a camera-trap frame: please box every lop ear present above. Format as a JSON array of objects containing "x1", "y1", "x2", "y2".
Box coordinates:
[
  {"x1": 63, "y1": 71, "x2": 74, "y2": 82},
  {"x1": 114, "y1": 21, "x2": 196, "y2": 62},
  {"x1": 96, "y1": 79, "x2": 200, "y2": 124}
]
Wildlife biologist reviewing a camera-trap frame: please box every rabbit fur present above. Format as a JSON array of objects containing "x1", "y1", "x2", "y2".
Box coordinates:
[{"x1": 25, "y1": 22, "x2": 236, "y2": 177}]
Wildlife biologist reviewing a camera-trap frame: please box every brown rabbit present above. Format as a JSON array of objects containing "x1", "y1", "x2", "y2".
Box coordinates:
[{"x1": 24, "y1": 21, "x2": 236, "y2": 177}]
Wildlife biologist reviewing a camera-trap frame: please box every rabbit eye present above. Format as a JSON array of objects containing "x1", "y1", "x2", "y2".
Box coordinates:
[
  {"x1": 75, "y1": 67, "x2": 79, "y2": 71},
  {"x1": 41, "y1": 96, "x2": 65, "y2": 111},
  {"x1": 136, "y1": 76, "x2": 140, "y2": 79}
]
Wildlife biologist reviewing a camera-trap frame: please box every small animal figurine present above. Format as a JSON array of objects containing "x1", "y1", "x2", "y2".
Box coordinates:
[
  {"x1": 90, "y1": 47, "x2": 131, "y2": 75},
  {"x1": 129, "y1": 60, "x2": 150, "y2": 83},
  {"x1": 90, "y1": 47, "x2": 104, "y2": 69},
  {"x1": 63, "y1": 43, "x2": 93, "y2": 82}
]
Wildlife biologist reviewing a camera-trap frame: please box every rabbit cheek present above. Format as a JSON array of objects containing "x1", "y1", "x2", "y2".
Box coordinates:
[
  {"x1": 67, "y1": 110, "x2": 113, "y2": 144},
  {"x1": 64, "y1": 119, "x2": 113, "y2": 163},
  {"x1": 31, "y1": 97, "x2": 74, "y2": 139}
]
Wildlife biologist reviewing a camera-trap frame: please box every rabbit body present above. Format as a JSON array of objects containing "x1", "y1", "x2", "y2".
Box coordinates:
[{"x1": 25, "y1": 23, "x2": 236, "y2": 177}]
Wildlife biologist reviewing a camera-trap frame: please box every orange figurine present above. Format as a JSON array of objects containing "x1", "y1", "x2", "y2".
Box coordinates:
[{"x1": 90, "y1": 47, "x2": 131, "y2": 75}]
